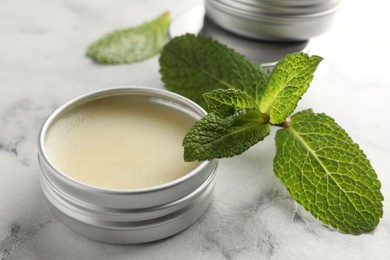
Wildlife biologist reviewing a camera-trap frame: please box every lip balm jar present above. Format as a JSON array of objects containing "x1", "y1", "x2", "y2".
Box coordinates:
[
  {"x1": 205, "y1": 0, "x2": 341, "y2": 41},
  {"x1": 38, "y1": 87, "x2": 218, "y2": 244}
]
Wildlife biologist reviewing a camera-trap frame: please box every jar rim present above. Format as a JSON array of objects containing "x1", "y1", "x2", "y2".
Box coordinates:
[{"x1": 38, "y1": 86, "x2": 211, "y2": 195}]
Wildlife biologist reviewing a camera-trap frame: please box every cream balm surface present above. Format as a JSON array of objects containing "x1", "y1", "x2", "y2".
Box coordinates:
[{"x1": 44, "y1": 95, "x2": 200, "y2": 190}]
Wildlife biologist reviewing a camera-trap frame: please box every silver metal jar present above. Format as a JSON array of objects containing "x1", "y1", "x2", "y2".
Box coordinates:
[
  {"x1": 169, "y1": 5, "x2": 310, "y2": 67},
  {"x1": 205, "y1": 0, "x2": 341, "y2": 41},
  {"x1": 38, "y1": 87, "x2": 218, "y2": 244}
]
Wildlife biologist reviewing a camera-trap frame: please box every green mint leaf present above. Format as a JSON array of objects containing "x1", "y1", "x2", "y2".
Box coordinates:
[
  {"x1": 274, "y1": 109, "x2": 383, "y2": 234},
  {"x1": 183, "y1": 108, "x2": 270, "y2": 161},
  {"x1": 87, "y1": 12, "x2": 170, "y2": 64},
  {"x1": 159, "y1": 34, "x2": 270, "y2": 109},
  {"x1": 259, "y1": 53, "x2": 323, "y2": 124},
  {"x1": 203, "y1": 89, "x2": 258, "y2": 117}
]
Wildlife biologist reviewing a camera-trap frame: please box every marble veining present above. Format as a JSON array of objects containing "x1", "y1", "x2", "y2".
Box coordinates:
[
  {"x1": 0, "y1": 219, "x2": 52, "y2": 260},
  {"x1": 1, "y1": 0, "x2": 390, "y2": 259},
  {"x1": 0, "y1": 223, "x2": 22, "y2": 259},
  {"x1": 0, "y1": 99, "x2": 52, "y2": 168}
]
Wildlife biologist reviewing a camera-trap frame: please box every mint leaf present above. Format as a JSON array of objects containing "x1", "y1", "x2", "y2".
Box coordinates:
[
  {"x1": 159, "y1": 35, "x2": 383, "y2": 233},
  {"x1": 159, "y1": 34, "x2": 270, "y2": 109},
  {"x1": 204, "y1": 89, "x2": 258, "y2": 117},
  {"x1": 274, "y1": 109, "x2": 383, "y2": 234},
  {"x1": 87, "y1": 12, "x2": 170, "y2": 64},
  {"x1": 259, "y1": 53, "x2": 323, "y2": 124},
  {"x1": 183, "y1": 108, "x2": 270, "y2": 161}
]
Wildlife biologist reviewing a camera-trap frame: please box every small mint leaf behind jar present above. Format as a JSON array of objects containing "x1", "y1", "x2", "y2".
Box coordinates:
[
  {"x1": 87, "y1": 12, "x2": 170, "y2": 64},
  {"x1": 274, "y1": 109, "x2": 383, "y2": 234}
]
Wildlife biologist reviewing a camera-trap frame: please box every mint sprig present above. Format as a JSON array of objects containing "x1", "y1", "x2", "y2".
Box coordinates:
[
  {"x1": 159, "y1": 34, "x2": 383, "y2": 234},
  {"x1": 87, "y1": 12, "x2": 170, "y2": 64}
]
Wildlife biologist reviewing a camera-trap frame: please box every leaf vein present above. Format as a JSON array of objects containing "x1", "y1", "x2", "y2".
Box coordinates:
[{"x1": 287, "y1": 125, "x2": 372, "y2": 227}]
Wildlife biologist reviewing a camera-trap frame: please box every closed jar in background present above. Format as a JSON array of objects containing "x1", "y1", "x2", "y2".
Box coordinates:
[{"x1": 205, "y1": 0, "x2": 341, "y2": 41}]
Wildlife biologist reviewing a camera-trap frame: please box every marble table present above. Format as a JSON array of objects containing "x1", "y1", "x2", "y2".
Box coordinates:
[{"x1": 1, "y1": 0, "x2": 390, "y2": 259}]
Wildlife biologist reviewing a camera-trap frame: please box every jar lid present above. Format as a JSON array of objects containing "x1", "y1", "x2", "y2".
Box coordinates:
[
  {"x1": 213, "y1": 0, "x2": 341, "y2": 17},
  {"x1": 205, "y1": 0, "x2": 341, "y2": 41}
]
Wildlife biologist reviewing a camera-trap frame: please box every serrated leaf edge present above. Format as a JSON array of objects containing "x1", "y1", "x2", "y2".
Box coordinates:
[
  {"x1": 87, "y1": 12, "x2": 170, "y2": 64},
  {"x1": 283, "y1": 118, "x2": 381, "y2": 233}
]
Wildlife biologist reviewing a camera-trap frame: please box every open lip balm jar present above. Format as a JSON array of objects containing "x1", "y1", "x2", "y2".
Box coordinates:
[{"x1": 38, "y1": 87, "x2": 218, "y2": 244}]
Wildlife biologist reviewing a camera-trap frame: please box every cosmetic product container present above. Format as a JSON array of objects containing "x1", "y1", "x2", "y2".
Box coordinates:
[
  {"x1": 38, "y1": 86, "x2": 218, "y2": 244},
  {"x1": 205, "y1": 0, "x2": 341, "y2": 41}
]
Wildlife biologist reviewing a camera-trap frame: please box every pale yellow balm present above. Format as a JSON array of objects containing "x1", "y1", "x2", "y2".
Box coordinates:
[{"x1": 45, "y1": 96, "x2": 200, "y2": 189}]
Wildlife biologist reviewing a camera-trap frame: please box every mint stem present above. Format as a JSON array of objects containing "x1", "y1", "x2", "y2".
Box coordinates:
[{"x1": 272, "y1": 118, "x2": 291, "y2": 128}]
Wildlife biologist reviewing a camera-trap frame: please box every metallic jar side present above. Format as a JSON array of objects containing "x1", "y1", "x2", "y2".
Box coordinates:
[
  {"x1": 205, "y1": 0, "x2": 341, "y2": 41},
  {"x1": 38, "y1": 86, "x2": 218, "y2": 244}
]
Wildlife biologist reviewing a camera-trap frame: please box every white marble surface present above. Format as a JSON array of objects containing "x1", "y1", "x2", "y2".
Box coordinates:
[{"x1": 1, "y1": 0, "x2": 390, "y2": 259}]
